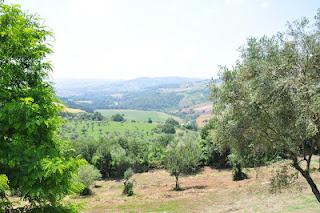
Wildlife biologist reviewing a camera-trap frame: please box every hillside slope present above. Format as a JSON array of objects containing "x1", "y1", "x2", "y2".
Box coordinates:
[
  {"x1": 55, "y1": 77, "x2": 216, "y2": 113},
  {"x1": 70, "y1": 163, "x2": 320, "y2": 212}
]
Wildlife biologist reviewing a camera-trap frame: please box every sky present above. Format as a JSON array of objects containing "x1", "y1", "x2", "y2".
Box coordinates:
[{"x1": 7, "y1": 0, "x2": 320, "y2": 80}]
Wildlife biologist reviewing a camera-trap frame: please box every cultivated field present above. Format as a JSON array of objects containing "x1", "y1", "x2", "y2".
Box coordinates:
[
  {"x1": 96, "y1": 109, "x2": 183, "y2": 123},
  {"x1": 60, "y1": 120, "x2": 158, "y2": 140},
  {"x1": 69, "y1": 162, "x2": 320, "y2": 212},
  {"x1": 63, "y1": 107, "x2": 85, "y2": 113}
]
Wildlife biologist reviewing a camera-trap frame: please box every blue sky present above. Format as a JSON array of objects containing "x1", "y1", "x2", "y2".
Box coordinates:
[{"x1": 7, "y1": 0, "x2": 320, "y2": 80}]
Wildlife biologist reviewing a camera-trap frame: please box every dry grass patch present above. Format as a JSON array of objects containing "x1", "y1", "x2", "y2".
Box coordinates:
[{"x1": 70, "y1": 164, "x2": 320, "y2": 212}]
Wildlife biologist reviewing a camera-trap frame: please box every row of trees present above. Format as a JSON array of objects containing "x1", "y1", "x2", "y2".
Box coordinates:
[
  {"x1": 72, "y1": 133, "x2": 203, "y2": 194},
  {"x1": 61, "y1": 111, "x2": 104, "y2": 121}
]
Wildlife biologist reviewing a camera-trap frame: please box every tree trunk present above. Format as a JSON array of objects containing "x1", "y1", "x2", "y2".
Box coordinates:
[
  {"x1": 302, "y1": 171, "x2": 320, "y2": 203},
  {"x1": 292, "y1": 161, "x2": 320, "y2": 203},
  {"x1": 175, "y1": 175, "x2": 179, "y2": 190}
]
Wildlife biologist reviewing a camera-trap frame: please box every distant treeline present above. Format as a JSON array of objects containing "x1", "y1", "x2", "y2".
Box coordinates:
[
  {"x1": 60, "y1": 90, "x2": 184, "y2": 112},
  {"x1": 60, "y1": 111, "x2": 104, "y2": 121}
]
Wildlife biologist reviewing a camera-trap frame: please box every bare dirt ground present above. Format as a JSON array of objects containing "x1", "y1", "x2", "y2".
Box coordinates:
[
  {"x1": 69, "y1": 162, "x2": 320, "y2": 213},
  {"x1": 196, "y1": 113, "x2": 212, "y2": 127}
]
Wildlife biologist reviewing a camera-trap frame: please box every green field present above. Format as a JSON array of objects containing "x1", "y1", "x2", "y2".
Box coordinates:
[
  {"x1": 96, "y1": 109, "x2": 183, "y2": 123},
  {"x1": 60, "y1": 120, "x2": 158, "y2": 140}
]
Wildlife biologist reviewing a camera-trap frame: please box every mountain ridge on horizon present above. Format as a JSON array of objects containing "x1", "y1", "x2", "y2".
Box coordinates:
[
  {"x1": 55, "y1": 76, "x2": 215, "y2": 113},
  {"x1": 54, "y1": 76, "x2": 213, "y2": 94}
]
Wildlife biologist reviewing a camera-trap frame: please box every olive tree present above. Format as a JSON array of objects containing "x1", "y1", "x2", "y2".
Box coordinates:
[
  {"x1": 0, "y1": 3, "x2": 82, "y2": 206},
  {"x1": 210, "y1": 11, "x2": 320, "y2": 202},
  {"x1": 165, "y1": 135, "x2": 202, "y2": 190},
  {"x1": 77, "y1": 164, "x2": 101, "y2": 196}
]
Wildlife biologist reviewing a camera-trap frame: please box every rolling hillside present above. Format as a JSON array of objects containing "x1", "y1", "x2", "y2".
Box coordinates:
[{"x1": 55, "y1": 77, "x2": 216, "y2": 113}]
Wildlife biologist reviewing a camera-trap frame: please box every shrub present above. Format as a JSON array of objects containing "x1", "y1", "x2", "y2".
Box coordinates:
[
  {"x1": 232, "y1": 163, "x2": 248, "y2": 181},
  {"x1": 26, "y1": 203, "x2": 80, "y2": 213},
  {"x1": 148, "y1": 118, "x2": 153, "y2": 123},
  {"x1": 73, "y1": 140, "x2": 99, "y2": 164},
  {"x1": 160, "y1": 124, "x2": 176, "y2": 134},
  {"x1": 270, "y1": 164, "x2": 299, "y2": 194},
  {"x1": 123, "y1": 168, "x2": 134, "y2": 196},
  {"x1": 228, "y1": 153, "x2": 248, "y2": 181},
  {"x1": 111, "y1": 114, "x2": 125, "y2": 122},
  {"x1": 77, "y1": 164, "x2": 102, "y2": 196},
  {"x1": 165, "y1": 118, "x2": 179, "y2": 126},
  {"x1": 0, "y1": 174, "x2": 10, "y2": 209},
  {"x1": 183, "y1": 121, "x2": 198, "y2": 131},
  {"x1": 92, "y1": 145, "x2": 113, "y2": 178}
]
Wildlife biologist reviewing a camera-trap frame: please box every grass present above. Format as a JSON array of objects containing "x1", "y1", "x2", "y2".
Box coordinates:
[
  {"x1": 96, "y1": 109, "x2": 183, "y2": 123},
  {"x1": 281, "y1": 195, "x2": 319, "y2": 212},
  {"x1": 69, "y1": 164, "x2": 320, "y2": 212}
]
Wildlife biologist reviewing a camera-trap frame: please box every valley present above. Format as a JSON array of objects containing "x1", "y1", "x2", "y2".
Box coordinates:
[{"x1": 2, "y1": 2, "x2": 320, "y2": 212}]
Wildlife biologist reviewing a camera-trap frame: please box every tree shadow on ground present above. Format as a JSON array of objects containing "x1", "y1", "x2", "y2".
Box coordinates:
[{"x1": 171, "y1": 185, "x2": 208, "y2": 192}]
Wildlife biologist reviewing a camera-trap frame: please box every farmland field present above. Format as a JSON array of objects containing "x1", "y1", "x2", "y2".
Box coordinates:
[
  {"x1": 96, "y1": 109, "x2": 183, "y2": 123},
  {"x1": 60, "y1": 120, "x2": 158, "y2": 140}
]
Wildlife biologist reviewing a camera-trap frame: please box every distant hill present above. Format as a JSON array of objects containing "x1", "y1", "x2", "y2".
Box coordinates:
[
  {"x1": 54, "y1": 77, "x2": 220, "y2": 115},
  {"x1": 54, "y1": 77, "x2": 204, "y2": 97}
]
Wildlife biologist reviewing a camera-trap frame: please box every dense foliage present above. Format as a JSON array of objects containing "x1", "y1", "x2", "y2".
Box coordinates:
[
  {"x1": 0, "y1": 3, "x2": 82, "y2": 208},
  {"x1": 61, "y1": 90, "x2": 184, "y2": 112},
  {"x1": 61, "y1": 112, "x2": 104, "y2": 121},
  {"x1": 208, "y1": 11, "x2": 320, "y2": 201},
  {"x1": 158, "y1": 123, "x2": 176, "y2": 134},
  {"x1": 0, "y1": 174, "x2": 9, "y2": 208},
  {"x1": 73, "y1": 133, "x2": 172, "y2": 178}
]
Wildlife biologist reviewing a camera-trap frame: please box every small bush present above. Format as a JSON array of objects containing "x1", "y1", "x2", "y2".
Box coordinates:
[
  {"x1": 232, "y1": 163, "x2": 248, "y2": 181},
  {"x1": 123, "y1": 168, "x2": 135, "y2": 196},
  {"x1": 183, "y1": 121, "x2": 198, "y2": 131},
  {"x1": 270, "y1": 164, "x2": 299, "y2": 194},
  {"x1": 26, "y1": 203, "x2": 80, "y2": 213},
  {"x1": 0, "y1": 174, "x2": 10, "y2": 209},
  {"x1": 123, "y1": 181, "x2": 134, "y2": 196},
  {"x1": 228, "y1": 153, "x2": 248, "y2": 181},
  {"x1": 77, "y1": 164, "x2": 102, "y2": 196},
  {"x1": 111, "y1": 114, "x2": 125, "y2": 122},
  {"x1": 159, "y1": 123, "x2": 176, "y2": 134},
  {"x1": 165, "y1": 118, "x2": 179, "y2": 126},
  {"x1": 92, "y1": 145, "x2": 113, "y2": 178}
]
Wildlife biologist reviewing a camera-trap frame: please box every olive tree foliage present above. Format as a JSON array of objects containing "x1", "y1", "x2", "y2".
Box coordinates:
[
  {"x1": 210, "y1": 11, "x2": 320, "y2": 201},
  {"x1": 77, "y1": 164, "x2": 101, "y2": 196},
  {"x1": 0, "y1": 174, "x2": 9, "y2": 208},
  {"x1": 0, "y1": 3, "x2": 83, "y2": 206},
  {"x1": 165, "y1": 135, "x2": 202, "y2": 190},
  {"x1": 123, "y1": 168, "x2": 134, "y2": 196}
]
